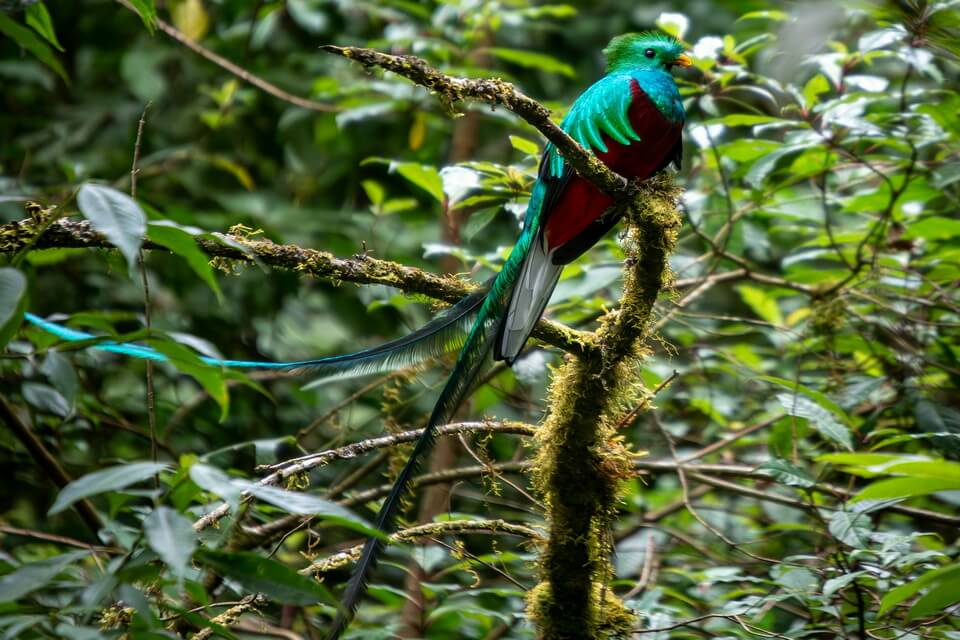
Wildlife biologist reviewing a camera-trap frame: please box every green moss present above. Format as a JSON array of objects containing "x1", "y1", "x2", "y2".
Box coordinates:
[{"x1": 528, "y1": 176, "x2": 681, "y2": 639}]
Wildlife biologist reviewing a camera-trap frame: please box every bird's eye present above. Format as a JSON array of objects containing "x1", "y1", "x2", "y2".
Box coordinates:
[{"x1": 644, "y1": 48, "x2": 656, "y2": 58}]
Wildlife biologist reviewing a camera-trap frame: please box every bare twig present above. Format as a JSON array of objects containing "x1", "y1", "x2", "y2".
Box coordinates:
[{"x1": 115, "y1": 0, "x2": 338, "y2": 113}]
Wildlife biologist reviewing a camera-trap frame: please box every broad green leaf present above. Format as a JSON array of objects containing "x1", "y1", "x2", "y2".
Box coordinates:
[
  {"x1": 778, "y1": 393, "x2": 853, "y2": 450},
  {"x1": 882, "y1": 460, "x2": 960, "y2": 481},
  {"x1": 0, "y1": 12, "x2": 68, "y2": 82},
  {"x1": 759, "y1": 377, "x2": 854, "y2": 427},
  {"x1": 910, "y1": 574, "x2": 960, "y2": 619},
  {"x1": 854, "y1": 477, "x2": 960, "y2": 501},
  {"x1": 0, "y1": 551, "x2": 88, "y2": 602},
  {"x1": 195, "y1": 550, "x2": 332, "y2": 605},
  {"x1": 147, "y1": 222, "x2": 222, "y2": 300},
  {"x1": 823, "y1": 571, "x2": 866, "y2": 597},
  {"x1": 24, "y1": 2, "x2": 62, "y2": 51},
  {"x1": 76, "y1": 184, "x2": 147, "y2": 272},
  {"x1": 736, "y1": 285, "x2": 783, "y2": 325},
  {"x1": 149, "y1": 339, "x2": 229, "y2": 421},
  {"x1": 40, "y1": 352, "x2": 77, "y2": 405},
  {"x1": 509, "y1": 135, "x2": 540, "y2": 156},
  {"x1": 0, "y1": 267, "x2": 28, "y2": 349},
  {"x1": 905, "y1": 216, "x2": 960, "y2": 241},
  {"x1": 705, "y1": 115, "x2": 798, "y2": 127},
  {"x1": 22, "y1": 382, "x2": 71, "y2": 418},
  {"x1": 392, "y1": 162, "x2": 444, "y2": 202},
  {"x1": 880, "y1": 563, "x2": 960, "y2": 615},
  {"x1": 189, "y1": 463, "x2": 243, "y2": 510},
  {"x1": 144, "y1": 507, "x2": 197, "y2": 582},
  {"x1": 828, "y1": 509, "x2": 871, "y2": 548},
  {"x1": 758, "y1": 459, "x2": 815, "y2": 487},
  {"x1": 48, "y1": 461, "x2": 169, "y2": 515},
  {"x1": 488, "y1": 47, "x2": 575, "y2": 77},
  {"x1": 803, "y1": 74, "x2": 831, "y2": 107}
]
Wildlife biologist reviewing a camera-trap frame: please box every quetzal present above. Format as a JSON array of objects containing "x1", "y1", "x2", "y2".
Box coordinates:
[{"x1": 24, "y1": 31, "x2": 689, "y2": 639}]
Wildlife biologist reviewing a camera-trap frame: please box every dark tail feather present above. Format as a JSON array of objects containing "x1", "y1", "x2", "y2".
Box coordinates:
[
  {"x1": 23, "y1": 288, "x2": 485, "y2": 385},
  {"x1": 326, "y1": 297, "x2": 502, "y2": 638}
]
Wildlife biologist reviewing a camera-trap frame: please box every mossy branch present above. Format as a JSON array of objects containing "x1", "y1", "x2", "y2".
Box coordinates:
[
  {"x1": 0, "y1": 216, "x2": 593, "y2": 358},
  {"x1": 320, "y1": 45, "x2": 633, "y2": 199},
  {"x1": 303, "y1": 519, "x2": 544, "y2": 576},
  {"x1": 192, "y1": 421, "x2": 534, "y2": 531},
  {"x1": 529, "y1": 175, "x2": 683, "y2": 640}
]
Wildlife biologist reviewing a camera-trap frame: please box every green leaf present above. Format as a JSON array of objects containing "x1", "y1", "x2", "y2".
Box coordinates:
[
  {"x1": 147, "y1": 222, "x2": 222, "y2": 301},
  {"x1": 759, "y1": 377, "x2": 854, "y2": 427},
  {"x1": 22, "y1": 382, "x2": 71, "y2": 418},
  {"x1": 0, "y1": 551, "x2": 88, "y2": 602},
  {"x1": 24, "y1": 2, "x2": 62, "y2": 51},
  {"x1": 144, "y1": 507, "x2": 197, "y2": 582},
  {"x1": 803, "y1": 74, "x2": 831, "y2": 107},
  {"x1": 854, "y1": 476, "x2": 960, "y2": 501},
  {"x1": 905, "y1": 216, "x2": 960, "y2": 241},
  {"x1": 778, "y1": 393, "x2": 853, "y2": 450},
  {"x1": 392, "y1": 162, "x2": 444, "y2": 203},
  {"x1": 758, "y1": 459, "x2": 815, "y2": 487},
  {"x1": 189, "y1": 463, "x2": 383, "y2": 539},
  {"x1": 736, "y1": 285, "x2": 783, "y2": 325},
  {"x1": 488, "y1": 47, "x2": 575, "y2": 77},
  {"x1": 705, "y1": 114, "x2": 799, "y2": 127},
  {"x1": 48, "y1": 461, "x2": 169, "y2": 515},
  {"x1": 823, "y1": 571, "x2": 866, "y2": 597},
  {"x1": 195, "y1": 550, "x2": 332, "y2": 605},
  {"x1": 0, "y1": 267, "x2": 28, "y2": 349},
  {"x1": 880, "y1": 563, "x2": 960, "y2": 615},
  {"x1": 509, "y1": 135, "x2": 540, "y2": 156},
  {"x1": 76, "y1": 183, "x2": 147, "y2": 273},
  {"x1": 910, "y1": 574, "x2": 960, "y2": 619},
  {"x1": 0, "y1": 11, "x2": 67, "y2": 82},
  {"x1": 127, "y1": 0, "x2": 157, "y2": 33},
  {"x1": 828, "y1": 509, "x2": 871, "y2": 548},
  {"x1": 149, "y1": 339, "x2": 229, "y2": 421}
]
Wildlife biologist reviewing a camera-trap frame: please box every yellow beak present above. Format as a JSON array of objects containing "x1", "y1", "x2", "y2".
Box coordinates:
[{"x1": 675, "y1": 53, "x2": 693, "y2": 67}]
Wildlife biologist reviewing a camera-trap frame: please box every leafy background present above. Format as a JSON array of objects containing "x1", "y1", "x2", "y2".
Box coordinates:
[{"x1": 1, "y1": 0, "x2": 959, "y2": 638}]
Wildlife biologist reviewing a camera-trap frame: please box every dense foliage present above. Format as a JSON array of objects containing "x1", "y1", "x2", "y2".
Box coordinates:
[{"x1": 1, "y1": 0, "x2": 959, "y2": 638}]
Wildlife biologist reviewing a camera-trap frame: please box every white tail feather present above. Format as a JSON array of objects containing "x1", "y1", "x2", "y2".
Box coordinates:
[{"x1": 496, "y1": 232, "x2": 562, "y2": 362}]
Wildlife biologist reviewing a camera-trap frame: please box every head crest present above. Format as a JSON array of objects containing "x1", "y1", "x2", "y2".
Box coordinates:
[{"x1": 603, "y1": 31, "x2": 685, "y2": 71}]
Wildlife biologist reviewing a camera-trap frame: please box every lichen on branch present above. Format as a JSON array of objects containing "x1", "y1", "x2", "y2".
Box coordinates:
[{"x1": 321, "y1": 44, "x2": 634, "y2": 199}]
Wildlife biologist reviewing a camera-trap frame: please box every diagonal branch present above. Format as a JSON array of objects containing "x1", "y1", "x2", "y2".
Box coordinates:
[{"x1": 320, "y1": 45, "x2": 633, "y2": 199}]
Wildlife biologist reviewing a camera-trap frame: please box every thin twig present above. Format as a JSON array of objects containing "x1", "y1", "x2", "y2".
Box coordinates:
[{"x1": 115, "y1": 0, "x2": 338, "y2": 113}]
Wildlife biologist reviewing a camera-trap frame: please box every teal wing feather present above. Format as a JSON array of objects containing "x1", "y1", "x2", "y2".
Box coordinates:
[{"x1": 546, "y1": 73, "x2": 640, "y2": 179}]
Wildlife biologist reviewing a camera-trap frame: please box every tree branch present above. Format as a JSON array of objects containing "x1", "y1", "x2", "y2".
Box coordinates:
[
  {"x1": 320, "y1": 45, "x2": 633, "y2": 199},
  {"x1": 1, "y1": 216, "x2": 593, "y2": 358},
  {"x1": 193, "y1": 421, "x2": 534, "y2": 531},
  {"x1": 303, "y1": 519, "x2": 544, "y2": 576}
]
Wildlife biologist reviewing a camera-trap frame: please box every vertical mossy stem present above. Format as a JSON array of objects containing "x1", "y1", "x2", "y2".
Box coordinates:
[{"x1": 529, "y1": 175, "x2": 682, "y2": 639}]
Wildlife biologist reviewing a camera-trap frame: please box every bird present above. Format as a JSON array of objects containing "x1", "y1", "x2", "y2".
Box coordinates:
[{"x1": 24, "y1": 31, "x2": 689, "y2": 639}]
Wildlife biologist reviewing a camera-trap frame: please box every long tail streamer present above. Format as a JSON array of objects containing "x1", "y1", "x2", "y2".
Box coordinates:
[{"x1": 24, "y1": 289, "x2": 485, "y2": 384}]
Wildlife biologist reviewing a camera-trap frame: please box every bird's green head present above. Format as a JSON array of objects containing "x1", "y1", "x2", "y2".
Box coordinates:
[{"x1": 603, "y1": 31, "x2": 691, "y2": 73}]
